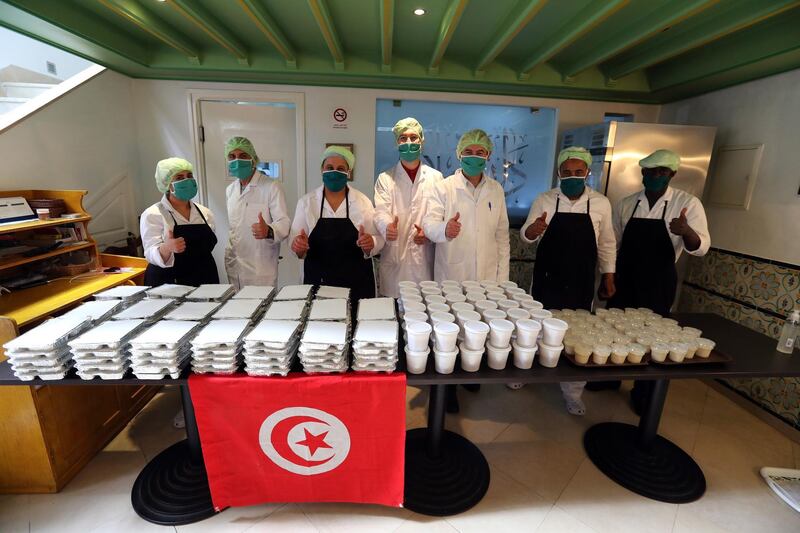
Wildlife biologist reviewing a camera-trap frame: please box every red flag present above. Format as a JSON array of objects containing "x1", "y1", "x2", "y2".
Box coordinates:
[{"x1": 189, "y1": 373, "x2": 406, "y2": 509}]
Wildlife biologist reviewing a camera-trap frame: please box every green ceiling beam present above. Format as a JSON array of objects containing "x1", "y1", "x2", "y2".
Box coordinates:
[
  {"x1": 474, "y1": 0, "x2": 548, "y2": 77},
  {"x1": 168, "y1": 0, "x2": 249, "y2": 65},
  {"x1": 428, "y1": 0, "x2": 469, "y2": 75},
  {"x1": 556, "y1": 0, "x2": 718, "y2": 78},
  {"x1": 380, "y1": 0, "x2": 394, "y2": 73},
  {"x1": 96, "y1": 0, "x2": 199, "y2": 63},
  {"x1": 1, "y1": 0, "x2": 152, "y2": 66},
  {"x1": 602, "y1": 0, "x2": 800, "y2": 81},
  {"x1": 517, "y1": 0, "x2": 628, "y2": 81},
  {"x1": 648, "y1": 9, "x2": 800, "y2": 92},
  {"x1": 307, "y1": 0, "x2": 345, "y2": 70},
  {"x1": 237, "y1": 0, "x2": 296, "y2": 69}
]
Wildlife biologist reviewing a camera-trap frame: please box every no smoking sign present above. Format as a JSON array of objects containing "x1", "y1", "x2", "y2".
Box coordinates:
[{"x1": 333, "y1": 108, "x2": 347, "y2": 122}]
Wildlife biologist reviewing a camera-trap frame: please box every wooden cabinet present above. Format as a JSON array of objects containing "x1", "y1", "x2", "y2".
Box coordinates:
[{"x1": 0, "y1": 189, "x2": 158, "y2": 493}]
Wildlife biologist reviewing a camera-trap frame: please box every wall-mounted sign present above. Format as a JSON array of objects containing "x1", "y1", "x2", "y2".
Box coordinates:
[{"x1": 333, "y1": 108, "x2": 348, "y2": 129}]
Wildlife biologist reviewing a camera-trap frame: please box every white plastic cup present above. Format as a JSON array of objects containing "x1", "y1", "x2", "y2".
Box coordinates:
[
  {"x1": 403, "y1": 301, "x2": 427, "y2": 314},
  {"x1": 537, "y1": 341, "x2": 563, "y2": 368},
  {"x1": 405, "y1": 346, "x2": 430, "y2": 374},
  {"x1": 542, "y1": 318, "x2": 569, "y2": 346},
  {"x1": 499, "y1": 281, "x2": 518, "y2": 290},
  {"x1": 427, "y1": 302, "x2": 451, "y2": 314},
  {"x1": 486, "y1": 342, "x2": 512, "y2": 369},
  {"x1": 434, "y1": 349, "x2": 458, "y2": 374},
  {"x1": 456, "y1": 309, "x2": 481, "y2": 326},
  {"x1": 489, "y1": 318, "x2": 514, "y2": 347},
  {"x1": 505, "y1": 287, "x2": 527, "y2": 297},
  {"x1": 403, "y1": 311, "x2": 429, "y2": 324},
  {"x1": 430, "y1": 311, "x2": 456, "y2": 326},
  {"x1": 515, "y1": 318, "x2": 541, "y2": 348},
  {"x1": 445, "y1": 292, "x2": 467, "y2": 304},
  {"x1": 400, "y1": 287, "x2": 422, "y2": 299},
  {"x1": 441, "y1": 280, "x2": 461, "y2": 288},
  {"x1": 512, "y1": 341, "x2": 538, "y2": 369},
  {"x1": 512, "y1": 293, "x2": 534, "y2": 303},
  {"x1": 463, "y1": 320, "x2": 490, "y2": 350},
  {"x1": 497, "y1": 298, "x2": 520, "y2": 311},
  {"x1": 419, "y1": 280, "x2": 439, "y2": 289},
  {"x1": 459, "y1": 342, "x2": 484, "y2": 372},
  {"x1": 462, "y1": 280, "x2": 482, "y2": 290},
  {"x1": 433, "y1": 321, "x2": 459, "y2": 351},
  {"x1": 399, "y1": 281, "x2": 418, "y2": 289},
  {"x1": 450, "y1": 302, "x2": 475, "y2": 314},
  {"x1": 474, "y1": 300, "x2": 498, "y2": 313},
  {"x1": 465, "y1": 291, "x2": 485, "y2": 303},
  {"x1": 480, "y1": 280, "x2": 500, "y2": 289},
  {"x1": 421, "y1": 286, "x2": 442, "y2": 296},
  {"x1": 482, "y1": 308, "x2": 507, "y2": 323},
  {"x1": 425, "y1": 294, "x2": 447, "y2": 305},
  {"x1": 520, "y1": 300, "x2": 544, "y2": 311},
  {"x1": 529, "y1": 308, "x2": 553, "y2": 324},
  {"x1": 506, "y1": 307, "x2": 530, "y2": 325},
  {"x1": 405, "y1": 321, "x2": 432, "y2": 351},
  {"x1": 485, "y1": 291, "x2": 505, "y2": 302}
]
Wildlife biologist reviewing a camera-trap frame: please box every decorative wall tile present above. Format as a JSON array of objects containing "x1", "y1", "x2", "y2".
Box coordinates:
[{"x1": 510, "y1": 230, "x2": 536, "y2": 261}]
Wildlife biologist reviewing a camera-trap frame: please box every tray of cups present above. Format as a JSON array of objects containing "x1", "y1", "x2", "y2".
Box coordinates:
[
  {"x1": 563, "y1": 351, "x2": 651, "y2": 368},
  {"x1": 649, "y1": 347, "x2": 729, "y2": 365}
]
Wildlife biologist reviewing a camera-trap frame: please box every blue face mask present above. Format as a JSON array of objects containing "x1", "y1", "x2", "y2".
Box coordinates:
[
  {"x1": 228, "y1": 159, "x2": 254, "y2": 180},
  {"x1": 559, "y1": 177, "x2": 586, "y2": 197},
  {"x1": 171, "y1": 178, "x2": 197, "y2": 201},
  {"x1": 322, "y1": 170, "x2": 348, "y2": 192},
  {"x1": 460, "y1": 155, "x2": 487, "y2": 177},
  {"x1": 398, "y1": 142, "x2": 421, "y2": 162},
  {"x1": 643, "y1": 173, "x2": 670, "y2": 192}
]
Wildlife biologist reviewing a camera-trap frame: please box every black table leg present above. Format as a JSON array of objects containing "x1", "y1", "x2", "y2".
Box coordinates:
[
  {"x1": 403, "y1": 384, "x2": 491, "y2": 516},
  {"x1": 131, "y1": 384, "x2": 219, "y2": 525},
  {"x1": 583, "y1": 379, "x2": 706, "y2": 503}
]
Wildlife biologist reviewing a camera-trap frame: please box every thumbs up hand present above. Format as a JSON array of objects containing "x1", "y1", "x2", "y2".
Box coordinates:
[
  {"x1": 386, "y1": 216, "x2": 399, "y2": 241},
  {"x1": 525, "y1": 212, "x2": 548, "y2": 240},
  {"x1": 445, "y1": 212, "x2": 461, "y2": 239},
  {"x1": 252, "y1": 212, "x2": 270, "y2": 239},
  {"x1": 357, "y1": 224, "x2": 374, "y2": 254},
  {"x1": 165, "y1": 229, "x2": 186, "y2": 254},
  {"x1": 669, "y1": 207, "x2": 690, "y2": 236},
  {"x1": 413, "y1": 224, "x2": 428, "y2": 245},
  {"x1": 292, "y1": 228, "x2": 309, "y2": 257}
]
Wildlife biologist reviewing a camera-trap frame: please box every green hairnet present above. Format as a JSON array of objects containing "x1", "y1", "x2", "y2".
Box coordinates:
[
  {"x1": 154, "y1": 157, "x2": 192, "y2": 193},
  {"x1": 457, "y1": 129, "x2": 493, "y2": 155},
  {"x1": 225, "y1": 136, "x2": 259, "y2": 164},
  {"x1": 557, "y1": 146, "x2": 592, "y2": 168},
  {"x1": 321, "y1": 145, "x2": 355, "y2": 170},
  {"x1": 392, "y1": 117, "x2": 424, "y2": 142},
  {"x1": 639, "y1": 149, "x2": 680, "y2": 172}
]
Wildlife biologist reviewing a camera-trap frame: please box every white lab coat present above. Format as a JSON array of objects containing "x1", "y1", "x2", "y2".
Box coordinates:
[
  {"x1": 423, "y1": 170, "x2": 510, "y2": 282},
  {"x1": 224, "y1": 171, "x2": 291, "y2": 289},
  {"x1": 140, "y1": 195, "x2": 216, "y2": 268},
  {"x1": 374, "y1": 162, "x2": 443, "y2": 297}
]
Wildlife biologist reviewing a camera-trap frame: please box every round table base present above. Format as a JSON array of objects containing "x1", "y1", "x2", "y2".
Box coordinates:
[
  {"x1": 584, "y1": 422, "x2": 706, "y2": 503},
  {"x1": 131, "y1": 439, "x2": 219, "y2": 525},
  {"x1": 403, "y1": 428, "x2": 490, "y2": 516}
]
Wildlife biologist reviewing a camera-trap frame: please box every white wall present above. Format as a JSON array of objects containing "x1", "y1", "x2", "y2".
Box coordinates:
[
  {"x1": 0, "y1": 70, "x2": 140, "y2": 247},
  {"x1": 131, "y1": 78, "x2": 660, "y2": 211},
  {"x1": 660, "y1": 69, "x2": 800, "y2": 265}
]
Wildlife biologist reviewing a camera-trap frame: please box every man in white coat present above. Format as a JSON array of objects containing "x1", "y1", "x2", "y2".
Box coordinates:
[
  {"x1": 224, "y1": 136, "x2": 291, "y2": 289},
  {"x1": 423, "y1": 128, "x2": 510, "y2": 282},
  {"x1": 374, "y1": 117, "x2": 443, "y2": 297}
]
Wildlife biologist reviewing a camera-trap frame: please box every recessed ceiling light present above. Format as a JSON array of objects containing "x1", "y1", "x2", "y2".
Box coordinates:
[{"x1": 414, "y1": 8, "x2": 426, "y2": 16}]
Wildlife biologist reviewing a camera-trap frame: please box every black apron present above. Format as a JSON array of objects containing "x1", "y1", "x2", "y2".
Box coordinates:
[
  {"x1": 531, "y1": 196, "x2": 597, "y2": 311},
  {"x1": 144, "y1": 204, "x2": 219, "y2": 287},
  {"x1": 303, "y1": 187, "x2": 376, "y2": 302},
  {"x1": 608, "y1": 199, "x2": 676, "y2": 316}
]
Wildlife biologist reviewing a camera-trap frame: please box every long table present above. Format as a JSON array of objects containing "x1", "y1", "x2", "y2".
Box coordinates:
[{"x1": 1, "y1": 313, "x2": 798, "y2": 524}]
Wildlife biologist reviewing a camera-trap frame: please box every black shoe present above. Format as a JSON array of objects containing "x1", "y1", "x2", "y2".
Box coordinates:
[
  {"x1": 462, "y1": 383, "x2": 480, "y2": 393},
  {"x1": 585, "y1": 380, "x2": 622, "y2": 391}
]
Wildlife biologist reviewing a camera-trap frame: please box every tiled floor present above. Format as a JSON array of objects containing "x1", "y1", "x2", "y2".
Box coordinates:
[{"x1": 2, "y1": 380, "x2": 799, "y2": 532}]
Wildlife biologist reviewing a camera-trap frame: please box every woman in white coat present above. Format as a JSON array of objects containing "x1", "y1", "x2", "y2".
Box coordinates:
[
  {"x1": 423, "y1": 129, "x2": 510, "y2": 282},
  {"x1": 224, "y1": 136, "x2": 291, "y2": 289},
  {"x1": 374, "y1": 117, "x2": 443, "y2": 297}
]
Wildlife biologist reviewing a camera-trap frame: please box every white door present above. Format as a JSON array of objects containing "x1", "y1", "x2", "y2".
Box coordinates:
[{"x1": 196, "y1": 99, "x2": 303, "y2": 287}]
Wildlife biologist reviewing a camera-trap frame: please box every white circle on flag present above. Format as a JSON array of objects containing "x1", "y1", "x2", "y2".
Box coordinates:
[{"x1": 259, "y1": 407, "x2": 350, "y2": 475}]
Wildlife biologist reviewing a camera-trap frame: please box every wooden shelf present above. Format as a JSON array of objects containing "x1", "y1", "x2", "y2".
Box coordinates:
[
  {"x1": 0, "y1": 215, "x2": 91, "y2": 236},
  {"x1": 0, "y1": 268, "x2": 144, "y2": 327},
  {"x1": 0, "y1": 241, "x2": 94, "y2": 272}
]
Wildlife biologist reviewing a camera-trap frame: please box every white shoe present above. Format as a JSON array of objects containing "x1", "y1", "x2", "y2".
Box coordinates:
[
  {"x1": 506, "y1": 382, "x2": 524, "y2": 390},
  {"x1": 564, "y1": 397, "x2": 586, "y2": 416},
  {"x1": 173, "y1": 411, "x2": 185, "y2": 429}
]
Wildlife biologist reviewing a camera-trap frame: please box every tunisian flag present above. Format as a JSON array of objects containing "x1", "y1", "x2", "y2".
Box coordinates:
[{"x1": 189, "y1": 373, "x2": 406, "y2": 510}]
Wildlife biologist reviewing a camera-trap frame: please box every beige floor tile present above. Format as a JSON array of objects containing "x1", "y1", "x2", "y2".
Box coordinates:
[
  {"x1": 0, "y1": 494, "x2": 30, "y2": 533},
  {"x1": 443, "y1": 468, "x2": 552, "y2": 533},
  {"x1": 176, "y1": 502, "x2": 283, "y2": 533},
  {"x1": 535, "y1": 505, "x2": 598, "y2": 533},
  {"x1": 683, "y1": 423, "x2": 800, "y2": 532},
  {"x1": 556, "y1": 459, "x2": 678, "y2": 533},
  {"x1": 298, "y1": 502, "x2": 410, "y2": 533},
  {"x1": 245, "y1": 503, "x2": 318, "y2": 532},
  {"x1": 393, "y1": 514, "x2": 459, "y2": 532},
  {"x1": 405, "y1": 386, "x2": 428, "y2": 429},
  {"x1": 481, "y1": 429, "x2": 585, "y2": 502},
  {"x1": 25, "y1": 451, "x2": 166, "y2": 533}
]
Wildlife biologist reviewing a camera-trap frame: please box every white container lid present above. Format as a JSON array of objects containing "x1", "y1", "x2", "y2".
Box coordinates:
[
  {"x1": 354, "y1": 320, "x2": 398, "y2": 344},
  {"x1": 113, "y1": 298, "x2": 176, "y2": 320},
  {"x1": 186, "y1": 284, "x2": 235, "y2": 300},
  {"x1": 316, "y1": 285, "x2": 351, "y2": 299},
  {"x1": 69, "y1": 319, "x2": 147, "y2": 347},
  {"x1": 165, "y1": 302, "x2": 221, "y2": 321},
  {"x1": 309, "y1": 298, "x2": 349, "y2": 320},
  {"x1": 193, "y1": 319, "x2": 251, "y2": 345},
  {"x1": 94, "y1": 285, "x2": 149, "y2": 299},
  {"x1": 146, "y1": 284, "x2": 195, "y2": 299},
  {"x1": 357, "y1": 297, "x2": 396, "y2": 321},
  {"x1": 274, "y1": 284, "x2": 314, "y2": 300},
  {"x1": 232, "y1": 285, "x2": 275, "y2": 300},
  {"x1": 264, "y1": 300, "x2": 307, "y2": 320},
  {"x1": 302, "y1": 321, "x2": 348, "y2": 345},
  {"x1": 245, "y1": 319, "x2": 302, "y2": 344},
  {"x1": 59, "y1": 300, "x2": 122, "y2": 322},
  {"x1": 131, "y1": 320, "x2": 199, "y2": 345},
  {"x1": 4, "y1": 315, "x2": 91, "y2": 352},
  {"x1": 212, "y1": 299, "x2": 263, "y2": 319}
]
